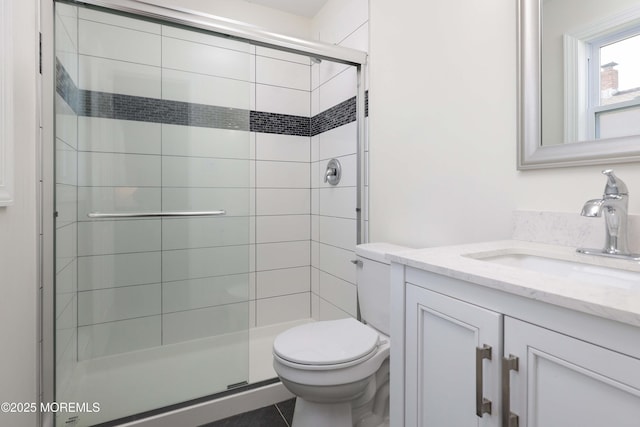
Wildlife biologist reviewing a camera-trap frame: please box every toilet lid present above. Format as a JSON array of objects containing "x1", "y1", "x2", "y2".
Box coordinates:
[{"x1": 273, "y1": 318, "x2": 380, "y2": 366}]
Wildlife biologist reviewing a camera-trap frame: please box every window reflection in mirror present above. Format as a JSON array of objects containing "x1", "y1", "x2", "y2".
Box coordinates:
[
  {"x1": 595, "y1": 33, "x2": 640, "y2": 139},
  {"x1": 541, "y1": 0, "x2": 640, "y2": 146}
]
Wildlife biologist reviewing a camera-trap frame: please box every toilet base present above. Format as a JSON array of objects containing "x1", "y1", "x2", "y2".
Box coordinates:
[{"x1": 292, "y1": 398, "x2": 353, "y2": 427}]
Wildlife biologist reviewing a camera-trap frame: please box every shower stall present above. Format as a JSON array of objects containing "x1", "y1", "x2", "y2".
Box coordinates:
[{"x1": 44, "y1": 1, "x2": 367, "y2": 426}]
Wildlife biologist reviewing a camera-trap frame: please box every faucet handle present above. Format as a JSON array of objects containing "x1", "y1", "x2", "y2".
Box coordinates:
[{"x1": 602, "y1": 169, "x2": 628, "y2": 196}]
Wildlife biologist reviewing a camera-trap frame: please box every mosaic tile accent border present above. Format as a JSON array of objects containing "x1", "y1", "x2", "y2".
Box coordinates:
[
  {"x1": 79, "y1": 91, "x2": 250, "y2": 131},
  {"x1": 250, "y1": 111, "x2": 310, "y2": 136},
  {"x1": 56, "y1": 58, "x2": 367, "y2": 137}
]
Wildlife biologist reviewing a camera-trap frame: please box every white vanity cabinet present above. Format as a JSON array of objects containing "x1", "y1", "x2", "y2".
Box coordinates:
[
  {"x1": 392, "y1": 265, "x2": 640, "y2": 427},
  {"x1": 404, "y1": 284, "x2": 501, "y2": 427},
  {"x1": 505, "y1": 317, "x2": 640, "y2": 427}
]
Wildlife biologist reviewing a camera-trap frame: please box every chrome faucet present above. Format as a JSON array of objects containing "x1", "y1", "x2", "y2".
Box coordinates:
[{"x1": 577, "y1": 169, "x2": 640, "y2": 260}]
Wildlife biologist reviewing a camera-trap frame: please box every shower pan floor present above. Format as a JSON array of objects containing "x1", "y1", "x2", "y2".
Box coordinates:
[{"x1": 57, "y1": 318, "x2": 312, "y2": 427}]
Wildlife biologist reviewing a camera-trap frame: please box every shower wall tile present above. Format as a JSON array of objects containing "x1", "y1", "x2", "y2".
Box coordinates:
[
  {"x1": 56, "y1": 223, "x2": 77, "y2": 275},
  {"x1": 78, "y1": 252, "x2": 161, "y2": 291},
  {"x1": 162, "y1": 37, "x2": 252, "y2": 81},
  {"x1": 163, "y1": 274, "x2": 251, "y2": 313},
  {"x1": 318, "y1": 298, "x2": 350, "y2": 321},
  {"x1": 161, "y1": 217, "x2": 251, "y2": 250},
  {"x1": 256, "y1": 189, "x2": 311, "y2": 215},
  {"x1": 55, "y1": 13, "x2": 78, "y2": 82},
  {"x1": 78, "y1": 152, "x2": 160, "y2": 187},
  {"x1": 311, "y1": 215, "x2": 320, "y2": 241},
  {"x1": 79, "y1": 19, "x2": 161, "y2": 66},
  {"x1": 256, "y1": 84, "x2": 310, "y2": 117},
  {"x1": 256, "y1": 46, "x2": 310, "y2": 65},
  {"x1": 319, "y1": 67, "x2": 357, "y2": 113},
  {"x1": 319, "y1": 216, "x2": 357, "y2": 252},
  {"x1": 311, "y1": 0, "x2": 364, "y2": 326},
  {"x1": 162, "y1": 124, "x2": 250, "y2": 159},
  {"x1": 56, "y1": 139, "x2": 77, "y2": 186},
  {"x1": 311, "y1": 135, "x2": 320, "y2": 162},
  {"x1": 256, "y1": 293, "x2": 310, "y2": 326},
  {"x1": 319, "y1": 187, "x2": 357, "y2": 219},
  {"x1": 256, "y1": 241, "x2": 310, "y2": 271},
  {"x1": 56, "y1": 184, "x2": 77, "y2": 229},
  {"x1": 79, "y1": 7, "x2": 161, "y2": 34},
  {"x1": 311, "y1": 266, "x2": 320, "y2": 294},
  {"x1": 162, "y1": 25, "x2": 252, "y2": 54},
  {"x1": 77, "y1": 187, "x2": 161, "y2": 221},
  {"x1": 318, "y1": 60, "x2": 349, "y2": 91},
  {"x1": 256, "y1": 266, "x2": 310, "y2": 299},
  {"x1": 319, "y1": 243, "x2": 356, "y2": 284},
  {"x1": 79, "y1": 117, "x2": 161, "y2": 154},
  {"x1": 56, "y1": 328, "x2": 76, "y2": 398},
  {"x1": 319, "y1": 271, "x2": 357, "y2": 316},
  {"x1": 319, "y1": 121, "x2": 357, "y2": 160},
  {"x1": 256, "y1": 56, "x2": 310, "y2": 91},
  {"x1": 162, "y1": 245, "x2": 251, "y2": 282},
  {"x1": 255, "y1": 133, "x2": 310, "y2": 162},
  {"x1": 162, "y1": 188, "x2": 250, "y2": 216},
  {"x1": 56, "y1": 258, "x2": 78, "y2": 295},
  {"x1": 311, "y1": 162, "x2": 319, "y2": 188},
  {"x1": 162, "y1": 302, "x2": 249, "y2": 344},
  {"x1": 78, "y1": 283, "x2": 161, "y2": 326},
  {"x1": 311, "y1": 188, "x2": 319, "y2": 215},
  {"x1": 340, "y1": 22, "x2": 369, "y2": 53},
  {"x1": 311, "y1": 293, "x2": 320, "y2": 320},
  {"x1": 255, "y1": 161, "x2": 310, "y2": 188},
  {"x1": 256, "y1": 215, "x2": 310, "y2": 244},
  {"x1": 162, "y1": 157, "x2": 250, "y2": 188},
  {"x1": 77, "y1": 220, "x2": 161, "y2": 256},
  {"x1": 78, "y1": 55, "x2": 161, "y2": 98},
  {"x1": 56, "y1": 94, "x2": 78, "y2": 149},
  {"x1": 311, "y1": 241, "x2": 320, "y2": 268},
  {"x1": 78, "y1": 316, "x2": 162, "y2": 360},
  {"x1": 162, "y1": 69, "x2": 252, "y2": 110}
]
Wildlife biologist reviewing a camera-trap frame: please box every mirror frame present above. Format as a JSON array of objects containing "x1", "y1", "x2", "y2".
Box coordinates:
[{"x1": 518, "y1": 0, "x2": 640, "y2": 169}]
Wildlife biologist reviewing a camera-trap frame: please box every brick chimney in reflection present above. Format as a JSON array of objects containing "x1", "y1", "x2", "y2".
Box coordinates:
[{"x1": 601, "y1": 62, "x2": 619, "y2": 99}]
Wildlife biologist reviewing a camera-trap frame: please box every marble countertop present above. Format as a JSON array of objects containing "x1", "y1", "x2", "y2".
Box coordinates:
[{"x1": 387, "y1": 240, "x2": 640, "y2": 328}]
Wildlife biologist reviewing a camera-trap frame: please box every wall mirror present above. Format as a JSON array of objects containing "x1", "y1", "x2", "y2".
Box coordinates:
[{"x1": 518, "y1": 0, "x2": 640, "y2": 169}]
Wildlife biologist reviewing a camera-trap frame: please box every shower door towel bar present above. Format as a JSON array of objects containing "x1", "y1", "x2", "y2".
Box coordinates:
[{"x1": 87, "y1": 210, "x2": 226, "y2": 218}]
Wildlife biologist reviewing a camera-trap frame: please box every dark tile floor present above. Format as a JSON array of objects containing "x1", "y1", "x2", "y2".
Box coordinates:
[{"x1": 201, "y1": 398, "x2": 296, "y2": 427}]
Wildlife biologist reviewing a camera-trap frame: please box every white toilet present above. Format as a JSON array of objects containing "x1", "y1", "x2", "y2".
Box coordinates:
[{"x1": 272, "y1": 243, "x2": 408, "y2": 427}]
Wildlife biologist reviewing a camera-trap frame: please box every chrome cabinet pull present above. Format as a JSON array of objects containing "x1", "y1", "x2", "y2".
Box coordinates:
[
  {"x1": 476, "y1": 344, "x2": 493, "y2": 417},
  {"x1": 350, "y1": 259, "x2": 363, "y2": 266},
  {"x1": 502, "y1": 354, "x2": 520, "y2": 427},
  {"x1": 87, "y1": 210, "x2": 226, "y2": 219}
]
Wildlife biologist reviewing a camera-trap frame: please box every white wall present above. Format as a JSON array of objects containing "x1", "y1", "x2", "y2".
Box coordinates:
[
  {"x1": 369, "y1": 0, "x2": 640, "y2": 250},
  {"x1": 0, "y1": 0, "x2": 39, "y2": 425},
  {"x1": 369, "y1": 0, "x2": 517, "y2": 248}
]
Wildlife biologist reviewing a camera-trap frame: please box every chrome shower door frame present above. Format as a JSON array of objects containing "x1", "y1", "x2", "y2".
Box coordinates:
[{"x1": 39, "y1": 1, "x2": 368, "y2": 426}]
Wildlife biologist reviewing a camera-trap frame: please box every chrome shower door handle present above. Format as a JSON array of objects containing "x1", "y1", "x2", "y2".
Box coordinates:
[
  {"x1": 87, "y1": 210, "x2": 226, "y2": 218},
  {"x1": 476, "y1": 344, "x2": 493, "y2": 417}
]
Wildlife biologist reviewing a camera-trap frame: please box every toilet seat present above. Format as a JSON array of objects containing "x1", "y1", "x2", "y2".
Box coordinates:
[{"x1": 273, "y1": 318, "x2": 380, "y2": 369}]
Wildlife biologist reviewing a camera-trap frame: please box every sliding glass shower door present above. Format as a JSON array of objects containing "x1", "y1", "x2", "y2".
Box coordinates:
[{"x1": 54, "y1": 2, "x2": 252, "y2": 425}]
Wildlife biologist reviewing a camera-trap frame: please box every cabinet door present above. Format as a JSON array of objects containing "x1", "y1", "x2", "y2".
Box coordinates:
[
  {"x1": 504, "y1": 317, "x2": 640, "y2": 427},
  {"x1": 405, "y1": 284, "x2": 502, "y2": 427}
]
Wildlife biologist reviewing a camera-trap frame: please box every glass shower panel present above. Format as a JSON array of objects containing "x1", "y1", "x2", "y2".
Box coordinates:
[{"x1": 54, "y1": 3, "x2": 252, "y2": 426}]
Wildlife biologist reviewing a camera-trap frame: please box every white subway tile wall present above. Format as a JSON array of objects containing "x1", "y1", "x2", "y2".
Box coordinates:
[
  {"x1": 311, "y1": 0, "x2": 369, "y2": 321},
  {"x1": 58, "y1": 0, "x2": 369, "y2": 363},
  {"x1": 70, "y1": 8, "x2": 321, "y2": 360}
]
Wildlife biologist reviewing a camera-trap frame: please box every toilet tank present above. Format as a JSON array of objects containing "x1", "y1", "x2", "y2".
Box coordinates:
[{"x1": 355, "y1": 243, "x2": 410, "y2": 336}]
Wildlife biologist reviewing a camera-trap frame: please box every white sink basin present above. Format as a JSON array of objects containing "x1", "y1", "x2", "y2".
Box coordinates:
[{"x1": 473, "y1": 253, "x2": 640, "y2": 290}]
